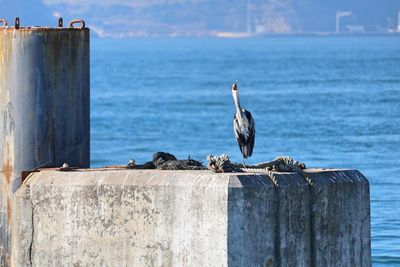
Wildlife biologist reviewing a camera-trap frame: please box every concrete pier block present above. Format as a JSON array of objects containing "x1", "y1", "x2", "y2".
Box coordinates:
[
  {"x1": 303, "y1": 169, "x2": 371, "y2": 267},
  {"x1": 11, "y1": 169, "x2": 371, "y2": 266},
  {"x1": 227, "y1": 175, "x2": 275, "y2": 266},
  {"x1": 269, "y1": 172, "x2": 311, "y2": 267}
]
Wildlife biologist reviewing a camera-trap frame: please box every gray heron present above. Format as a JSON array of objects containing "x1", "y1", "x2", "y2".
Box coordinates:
[{"x1": 232, "y1": 82, "x2": 255, "y2": 166}]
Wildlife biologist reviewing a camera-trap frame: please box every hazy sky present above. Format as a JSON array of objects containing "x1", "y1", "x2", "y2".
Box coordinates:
[{"x1": 1, "y1": 0, "x2": 399, "y2": 36}]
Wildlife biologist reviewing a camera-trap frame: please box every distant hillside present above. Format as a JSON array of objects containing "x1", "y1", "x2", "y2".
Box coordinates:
[{"x1": 1, "y1": 0, "x2": 399, "y2": 36}]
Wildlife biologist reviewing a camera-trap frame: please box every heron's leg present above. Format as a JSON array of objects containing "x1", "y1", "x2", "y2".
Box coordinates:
[{"x1": 242, "y1": 157, "x2": 247, "y2": 172}]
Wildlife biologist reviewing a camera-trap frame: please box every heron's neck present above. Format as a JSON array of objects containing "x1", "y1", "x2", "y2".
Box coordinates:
[{"x1": 232, "y1": 92, "x2": 241, "y2": 112}]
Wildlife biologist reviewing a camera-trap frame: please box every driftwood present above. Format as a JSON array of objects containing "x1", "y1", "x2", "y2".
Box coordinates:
[{"x1": 127, "y1": 152, "x2": 306, "y2": 174}]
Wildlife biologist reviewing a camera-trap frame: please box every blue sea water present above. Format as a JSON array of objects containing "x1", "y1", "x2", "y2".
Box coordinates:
[{"x1": 91, "y1": 37, "x2": 400, "y2": 265}]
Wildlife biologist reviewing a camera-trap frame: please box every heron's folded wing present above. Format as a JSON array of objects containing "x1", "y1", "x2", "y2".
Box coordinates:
[
  {"x1": 243, "y1": 109, "x2": 255, "y2": 156},
  {"x1": 233, "y1": 116, "x2": 247, "y2": 145}
]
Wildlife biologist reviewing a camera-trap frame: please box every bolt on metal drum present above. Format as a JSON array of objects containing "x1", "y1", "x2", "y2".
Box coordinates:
[{"x1": 0, "y1": 17, "x2": 90, "y2": 266}]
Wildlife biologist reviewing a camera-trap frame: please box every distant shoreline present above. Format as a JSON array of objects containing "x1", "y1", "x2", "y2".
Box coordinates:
[{"x1": 90, "y1": 32, "x2": 400, "y2": 39}]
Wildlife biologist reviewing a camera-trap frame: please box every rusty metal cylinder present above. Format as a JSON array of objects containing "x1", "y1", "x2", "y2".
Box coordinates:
[{"x1": 0, "y1": 21, "x2": 90, "y2": 265}]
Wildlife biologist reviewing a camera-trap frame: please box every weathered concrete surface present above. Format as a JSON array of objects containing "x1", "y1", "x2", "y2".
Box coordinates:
[
  {"x1": 227, "y1": 174, "x2": 275, "y2": 266},
  {"x1": 11, "y1": 169, "x2": 370, "y2": 266},
  {"x1": 0, "y1": 27, "x2": 90, "y2": 266},
  {"x1": 269, "y1": 172, "x2": 311, "y2": 267},
  {"x1": 304, "y1": 169, "x2": 371, "y2": 267}
]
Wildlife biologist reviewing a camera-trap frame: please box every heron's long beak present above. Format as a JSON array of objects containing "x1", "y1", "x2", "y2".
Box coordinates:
[{"x1": 232, "y1": 82, "x2": 238, "y2": 91}]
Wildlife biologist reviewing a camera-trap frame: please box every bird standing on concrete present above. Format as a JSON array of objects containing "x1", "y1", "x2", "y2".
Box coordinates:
[{"x1": 232, "y1": 82, "x2": 255, "y2": 167}]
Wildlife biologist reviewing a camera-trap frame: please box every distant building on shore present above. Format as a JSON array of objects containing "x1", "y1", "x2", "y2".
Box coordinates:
[{"x1": 346, "y1": 25, "x2": 365, "y2": 34}]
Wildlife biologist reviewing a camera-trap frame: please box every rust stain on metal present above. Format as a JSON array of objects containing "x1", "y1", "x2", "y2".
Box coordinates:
[
  {"x1": 2, "y1": 141, "x2": 13, "y2": 184},
  {"x1": 2, "y1": 160, "x2": 12, "y2": 184},
  {"x1": 6, "y1": 198, "x2": 11, "y2": 224}
]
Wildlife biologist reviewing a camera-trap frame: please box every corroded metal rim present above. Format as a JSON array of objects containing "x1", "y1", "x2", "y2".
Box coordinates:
[
  {"x1": 0, "y1": 18, "x2": 87, "y2": 31},
  {"x1": 0, "y1": 27, "x2": 89, "y2": 31}
]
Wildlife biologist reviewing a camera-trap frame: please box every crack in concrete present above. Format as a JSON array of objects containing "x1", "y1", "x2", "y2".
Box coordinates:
[
  {"x1": 29, "y1": 200, "x2": 34, "y2": 267},
  {"x1": 28, "y1": 200, "x2": 43, "y2": 267}
]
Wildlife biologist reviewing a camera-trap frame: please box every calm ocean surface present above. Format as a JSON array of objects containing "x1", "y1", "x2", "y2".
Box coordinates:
[{"x1": 91, "y1": 37, "x2": 400, "y2": 265}]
